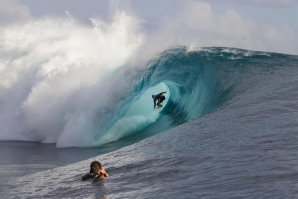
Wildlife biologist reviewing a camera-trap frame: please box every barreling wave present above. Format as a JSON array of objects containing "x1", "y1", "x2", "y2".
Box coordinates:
[
  {"x1": 1, "y1": 31, "x2": 297, "y2": 147},
  {"x1": 91, "y1": 47, "x2": 297, "y2": 147}
]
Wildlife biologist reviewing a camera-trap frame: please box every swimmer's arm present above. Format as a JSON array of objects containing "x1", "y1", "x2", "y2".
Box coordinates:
[{"x1": 101, "y1": 168, "x2": 109, "y2": 177}]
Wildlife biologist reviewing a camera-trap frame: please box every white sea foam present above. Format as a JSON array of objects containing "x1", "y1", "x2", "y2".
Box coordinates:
[{"x1": 0, "y1": 11, "x2": 144, "y2": 147}]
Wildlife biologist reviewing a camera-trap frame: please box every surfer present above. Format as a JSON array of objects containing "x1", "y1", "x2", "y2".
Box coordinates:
[
  {"x1": 82, "y1": 161, "x2": 109, "y2": 181},
  {"x1": 152, "y1": 91, "x2": 167, "y2": 109}
]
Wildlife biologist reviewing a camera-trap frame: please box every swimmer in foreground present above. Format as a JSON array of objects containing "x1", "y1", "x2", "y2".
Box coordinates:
[
  {"x1": 82, "y1": 161, "x2": 109, "y2": 181},
  {"x1": 152, "y1": 91, "x2": 167, "y2": 109}
]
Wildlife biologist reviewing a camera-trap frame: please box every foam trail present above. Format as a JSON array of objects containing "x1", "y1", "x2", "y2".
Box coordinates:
[{"x1": 0, "y1": 11, "x2": 143, "y2": 147}]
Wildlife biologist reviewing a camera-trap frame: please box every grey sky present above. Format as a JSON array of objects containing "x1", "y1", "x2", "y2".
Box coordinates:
[
  {"x1": 11, "y1": 0, "x2": 298, "y2": 27},
  {"x1": 1, "y1": 0, "x2": 298, "y2": 54}
]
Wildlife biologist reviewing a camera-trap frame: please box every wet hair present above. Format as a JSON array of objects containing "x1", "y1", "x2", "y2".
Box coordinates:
[{"x1": 90, "y1": 161, "x2": 102, "y2": 175}]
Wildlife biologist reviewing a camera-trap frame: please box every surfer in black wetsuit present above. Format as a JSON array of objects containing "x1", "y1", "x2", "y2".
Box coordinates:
[
  {"x1": 82, "y1": 161, "x2": 109, "y2": 181},
  {"x1": 152, "y1": 91, "x2": 167, "y2": 109}
]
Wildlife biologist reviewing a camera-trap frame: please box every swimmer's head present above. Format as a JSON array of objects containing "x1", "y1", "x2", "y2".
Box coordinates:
[{"x1": 90, "y1": 161, "x2": 101, "y2": 174}]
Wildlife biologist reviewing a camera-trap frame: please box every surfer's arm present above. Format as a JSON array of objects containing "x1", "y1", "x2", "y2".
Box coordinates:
[
  {"x1": 154, "y1": 102, "x2": 156, "y2": 109},
  {"x1": 159, "y1": 91, "x2": 167, "y2": 95}
]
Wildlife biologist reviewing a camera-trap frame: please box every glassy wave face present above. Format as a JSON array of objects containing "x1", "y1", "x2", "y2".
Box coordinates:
[
  {"x1": 112, "y1": 46, "x2": 298, "y2": 146},
  {"x1": 1, "y1": 36, "x2": 297, "y2": 147}
]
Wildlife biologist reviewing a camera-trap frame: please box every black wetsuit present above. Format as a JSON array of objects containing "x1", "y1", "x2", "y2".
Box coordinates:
[
  {"x1": 82, "y1": 172, "x2": 107, "y2": 181},
  {"x1": 153, "y1": 93, "x2": 166, "y2": 105}
]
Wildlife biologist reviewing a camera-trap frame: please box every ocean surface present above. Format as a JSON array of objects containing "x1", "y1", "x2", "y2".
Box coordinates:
[
  {"x1": 1, "y1": 9, "x2": 298, "y2": 198},
  {"x1": 1, "y1": 46, "x2": 298, "y2": 198}
]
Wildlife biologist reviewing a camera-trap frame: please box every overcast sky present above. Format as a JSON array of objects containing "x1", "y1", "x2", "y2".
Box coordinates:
[{"x1": 1, "y1": 0, "x2": 298, "y2": 54}]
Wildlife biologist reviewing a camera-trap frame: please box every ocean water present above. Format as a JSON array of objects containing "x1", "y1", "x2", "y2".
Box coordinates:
[{"x1": 1, "y1": 11, "x2": 298, "y2": 199}]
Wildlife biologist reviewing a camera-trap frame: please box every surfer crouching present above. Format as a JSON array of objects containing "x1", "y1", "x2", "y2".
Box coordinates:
[
  {"x1": 152, "y1": 91, "x2": 167, "y2": 109},
  {"x1": 82, "y1": 161, "x2": 109, "y2": 181}
]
